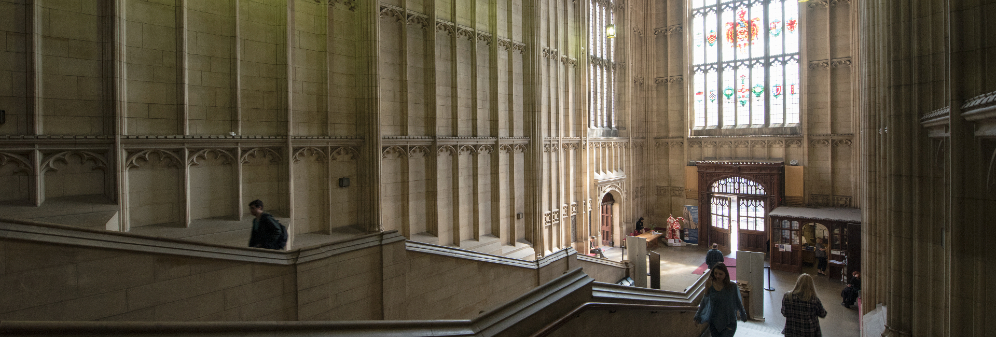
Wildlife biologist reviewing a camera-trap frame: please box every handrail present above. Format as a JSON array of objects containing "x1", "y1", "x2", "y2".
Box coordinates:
[
  {"x1": 530, "y1": 302, "x2": 699, "y2": 337},
  {"x1": 0, "y1": 217, "x2": 407, "y2": 265},
  {"x1": 406, "y1": 240, "x2": 576, "y2": 269}
]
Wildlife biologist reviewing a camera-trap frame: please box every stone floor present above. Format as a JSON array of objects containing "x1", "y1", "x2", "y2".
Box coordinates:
[{"x1": 596, "y1": 242, "x2": 861, "y2": 337}]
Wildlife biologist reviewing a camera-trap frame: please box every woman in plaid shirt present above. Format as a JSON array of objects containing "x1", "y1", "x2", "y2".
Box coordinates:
[{"x1": 781, "y1": 274, "x2": 828, "y2": 336}]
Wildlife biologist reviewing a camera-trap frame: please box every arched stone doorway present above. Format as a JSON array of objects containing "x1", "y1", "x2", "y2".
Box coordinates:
[
  {"x1": 696, "y1": 163, "x2": 783, "y2": 253},
  {"x1": 595, "y1": 188, "x2": 624, "y2": 247},
  {"x1": 600, "y1": 193, "x2": 615, "y2": 246}
]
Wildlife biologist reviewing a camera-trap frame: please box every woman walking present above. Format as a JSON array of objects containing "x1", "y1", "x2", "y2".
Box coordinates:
[
  {"x1": 694, "y1": 263, "x2": 748, "y2": 337},
  {"x1": 782, "y1": 274, "x2": 828, "y2": 336}
]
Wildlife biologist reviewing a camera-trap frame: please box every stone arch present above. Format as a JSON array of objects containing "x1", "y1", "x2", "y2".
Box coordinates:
[{"x1": 595, "y1": 184, "x2": 626, "y2": 247}]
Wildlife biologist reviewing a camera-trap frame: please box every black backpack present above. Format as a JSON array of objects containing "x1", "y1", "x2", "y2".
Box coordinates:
[{"x1": 273, "y1": 218, "x2": 288, "y2": 249}]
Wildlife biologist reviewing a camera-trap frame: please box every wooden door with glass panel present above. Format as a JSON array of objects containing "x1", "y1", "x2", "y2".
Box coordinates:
[
  {"x1": 771, "y1": 219, "x2": 803, "y2": 272},
  {"x1": 710, "y1": 196, "x2": 731, "y2": 248},
  {"x1": 737, "y1": 197, "x2": 767, "y2": 252}
]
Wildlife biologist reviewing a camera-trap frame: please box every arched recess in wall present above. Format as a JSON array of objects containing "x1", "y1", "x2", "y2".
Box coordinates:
[
  {"x1": 126, "y1": 150, "x2": 184, "y2": 228},
  {"x1": 596, "y1": 185, "x2": 625, "y2": 247},
  {"x1": 40, "y1": 151, "x2": 109, "y2": 204},
  {"x1": 187, "y1": 149, "x2": 237, "y2": 221},
  {"x1": 241, "y1": 148, "x2": 286, "y2": 219},
  {"x1": 696, "y1": 162, "x2": 783, "y2": 253},
  {"x1": 0, "y1": 152, "x2": 32, "y2": 203}
]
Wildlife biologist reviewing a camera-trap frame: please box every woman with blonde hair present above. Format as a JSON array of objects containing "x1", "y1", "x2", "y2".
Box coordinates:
[
  {"x1": 693, "y1": 263, "x2": 748, "y2": 337},
  {"x1": 781, "y1": 274, "x2": 828, "y2": 336}
]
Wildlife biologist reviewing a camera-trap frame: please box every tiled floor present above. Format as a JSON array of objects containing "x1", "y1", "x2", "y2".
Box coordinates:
[{"x1": 595, "y1": 243, "x2": 860, "y2": 337}]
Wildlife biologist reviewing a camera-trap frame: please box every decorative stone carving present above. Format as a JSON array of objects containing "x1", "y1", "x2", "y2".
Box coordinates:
[
  {"x1": 669, "y1": 186, "x2": 684, "y2": 197},
  {"x1": 330, "y1": 0, "x2": 357, "y2": 11},
  {"x1": 831, "y1": 57, "x2": 852, "y2": 68},
  {"x1": 40, "y1": 151, "x2": 107, "y2": 173},
  {"x1": 456, "y1": 26, "x2": 475, "y2": 40},
  {"x1": 497, "y1": 38, "x2": 513, "y2": 51},
  {"x1": 499, "y1": 144, "x2": 513, "y2": 153},
  {"x1": 294, "y1": 147, "x2": 327, "y2": 162},
  {"x1": 654, "y1": 77, "x2": 666, "y2": 85},
  {"x1": 126, "y1": 150, "x2": 182, "y2": 169},
  {"x1": 0, "y1": 152, "x2": 32, "y2": 173},
  {"x1": 542, "y1": 47, "x2": 559, "y2": 59},
  {"x1": 379, "y1": 5, "x2": 406, "y2": 22},
  {"x1": 513, "y1": 144, "x2": 528, "y2": 153},
  {"x1": 331, "y1": 146, "x2": 359, "y2": 160},
  {"x1": 476, "y1": 32, "x2": 492, "y2": 45},
  {"x1": 810, "y1": 139, "x2": 832, "y2": 147},
  {"x1": 407, "y1": 12, "x2": 430, "y2": 29},
  {"x1": 458, "y1": 145, "x2": 477, "y2": 155},
  {"x1": 241, "y1": 148, "x2": 281, "y2": 164},
  {"x1": 188, "y1": 149, "x2": 236, "y2": 166},
  {"x1": 786, "y1": 139, "x2": 803, "y2": 147},
  {"x1": 561, "y1": 56, "x2": 577, "y2": 67},
  {"x1": 632, "y1": 27, "x2": 644, "y2": 37},
  {"x1": 476, "y1": 145, "x2": 493, "y2": 154},
  {"x1": 633, "y1": 77, "x2": 644, "y2": 85},
  {"x1": 437, "y1": 145, "x2": 457, "y2": 156},
  {"x1": 435, "y1": 20, "x2": 456, "y2": 36},
  {"x1": 833, "y1": 139, "x2": 853, "y2": 147},
  {"x1": 808, "y1": 60, "x2": 831, "y2": 69}
]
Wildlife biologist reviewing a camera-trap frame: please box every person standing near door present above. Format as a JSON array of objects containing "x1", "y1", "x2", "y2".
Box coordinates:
[
  {"x1": 706, "y1": 243, "x2": 724, "y2": 270},
  {"x1": 814, "y1": 238, "x2": 827, "y2": 275}
]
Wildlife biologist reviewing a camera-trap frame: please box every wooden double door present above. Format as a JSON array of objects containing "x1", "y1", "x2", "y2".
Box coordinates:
[{"x1": 709, "y1": 195, "x2": 768, "y2": 253}]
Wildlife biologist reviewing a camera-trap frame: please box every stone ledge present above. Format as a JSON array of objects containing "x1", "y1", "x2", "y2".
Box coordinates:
[{"x1": 0, "y1": 218, "x2": 402, "y2": 266}]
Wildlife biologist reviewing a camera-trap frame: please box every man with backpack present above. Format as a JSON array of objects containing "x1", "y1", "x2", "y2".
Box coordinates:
[{"x1": 248, "y1": 199, "x2": 287, "y2": 250}]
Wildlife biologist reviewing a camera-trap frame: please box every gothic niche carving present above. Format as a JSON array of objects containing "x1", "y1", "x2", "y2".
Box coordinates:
[{"x1": 40, "y1": 151, "x2": 107, "y2": 174}]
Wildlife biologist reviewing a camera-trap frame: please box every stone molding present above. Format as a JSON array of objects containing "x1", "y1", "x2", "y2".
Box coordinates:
[
  {"x1": 808, "y1": 57, "x2": 852, "y2": 69},
  {"x1": 126, "y1": 149, "x2": 183, "y2": 169},
  {"x1": 240, "y1": 148, "x2": 282, "y2": 164},
  {"x1": 653, "y1": 24, "x2": 682, "y2": 36},
  {"x1": 328, "y1": 0, "x2": 357, "y2": 11},
  {"x1": 39, "y1": 150, "x2": 108, "y2": 174},
  {"x1": 807, "y1": 0, "x2": 850, "y2": 8},
  {"x1": 293, "y1": 146, "x2": 358, "y2": 162},
  {"x1": 187, "y1": 149, "x2": 236, "y2": 166},
  {"x1": 654, "y1": 75, "x2": 682, "y2": 85},
  {"x1": 0, "y1": 218, "x2": 405, "y2": 265},
  {"x1": 0, "y1": 152, "x2": 32, "y2": 173}
]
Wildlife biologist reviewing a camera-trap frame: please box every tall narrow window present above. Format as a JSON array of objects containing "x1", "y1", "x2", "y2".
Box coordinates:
[
  {"x1": 691, "y1": 0, "x2": 800, "y2": 130},
  {"x1": 589, "y1": 0, "x2": 616, "y2": 129}
]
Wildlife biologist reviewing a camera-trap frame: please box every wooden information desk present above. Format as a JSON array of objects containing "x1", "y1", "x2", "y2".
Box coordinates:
[{"x1": 636, "y1": 232, "x2": 664, "y2": 250}]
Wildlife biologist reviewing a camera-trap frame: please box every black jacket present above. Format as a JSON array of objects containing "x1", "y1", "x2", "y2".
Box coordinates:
[{"x1": 249, "y1": 212, "x2": 284, "y2": 250}]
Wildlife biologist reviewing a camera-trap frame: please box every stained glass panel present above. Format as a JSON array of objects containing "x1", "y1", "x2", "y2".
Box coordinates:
[
  {"x1": 769, "y1": 0, "x2": 783, "y2": 55},
  {"x1": 784, "y1": 0, "x2": 799, "y2": 54},
  {"x1": 736, "y1": 65, "x2": 749, "y2": 126},
  {"x1": 693, "y1": 15, "x2": 705, "y2": 65},
  {"x1": 689, "y1": 0, "x2": 799, "y2": 131},
  {"x1": 694, "y1": 71, "x2": 706, "y2": 127},
  {"x1": 721, "y1": 9, "x2": 735, "y2": 62},
  {"x1": 707, "y1": 70, "x2": 719, "y2": 127},
  {"x1": 770, "y1": 60, "x2": 785, "y2": 125},
  {"x1": 786, "y1": 59, "x2": 800, "y2": 123},
  {"x1": 749, "y1": 4, "x2": 764, "y2": 59},
  {"x1": 705, "y1": 14, "x2": 718, "y2": 63},
  {"x1": 751, "y1": 63, "x2": 765, "y2": 125},
  {"x1": 722, "y1": 68, "x2": 735, "y2": 127}
]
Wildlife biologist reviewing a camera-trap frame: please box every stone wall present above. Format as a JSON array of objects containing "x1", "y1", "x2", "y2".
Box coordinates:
[{"x1": 0, "y1": 223, "x2": 578, "y2": 322}]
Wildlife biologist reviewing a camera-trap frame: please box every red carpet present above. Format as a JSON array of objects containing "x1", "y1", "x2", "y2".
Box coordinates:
[{"x1": 692, "y1": 257, "x2": 737, "y2": 280}]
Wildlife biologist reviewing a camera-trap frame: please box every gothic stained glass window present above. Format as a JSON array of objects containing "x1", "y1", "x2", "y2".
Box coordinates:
[
  {"x1": 589, "y1": 0, "x2": 615, "y2": 129},
  {"x1": 691, "y1": 0, "x2": 800, "y2": 129}
]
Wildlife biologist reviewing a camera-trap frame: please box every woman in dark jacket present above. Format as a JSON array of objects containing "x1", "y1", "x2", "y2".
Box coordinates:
[
  {"x1": 694, "y1": 263, "x2": 748, "y2": 337},
  {"x1": 782, "y1": 274, "x2": 828, "y2": 336}
]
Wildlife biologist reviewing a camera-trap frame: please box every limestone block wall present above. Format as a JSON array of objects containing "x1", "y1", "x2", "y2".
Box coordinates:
[
  {"x1": 0, "y1": 224, "x2": 581, "y2": 323},
  {"x1": 0, "y1": 239, "x2": 297, "y2": 321}
]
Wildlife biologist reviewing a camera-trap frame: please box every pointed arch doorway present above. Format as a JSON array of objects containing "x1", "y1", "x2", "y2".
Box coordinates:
[
  {"x1": 697, "y1": 163, "x2": 783, "y2": 253},
  {"x1": 600, "y1": 193, "x2": 614, "y2": 246}
]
